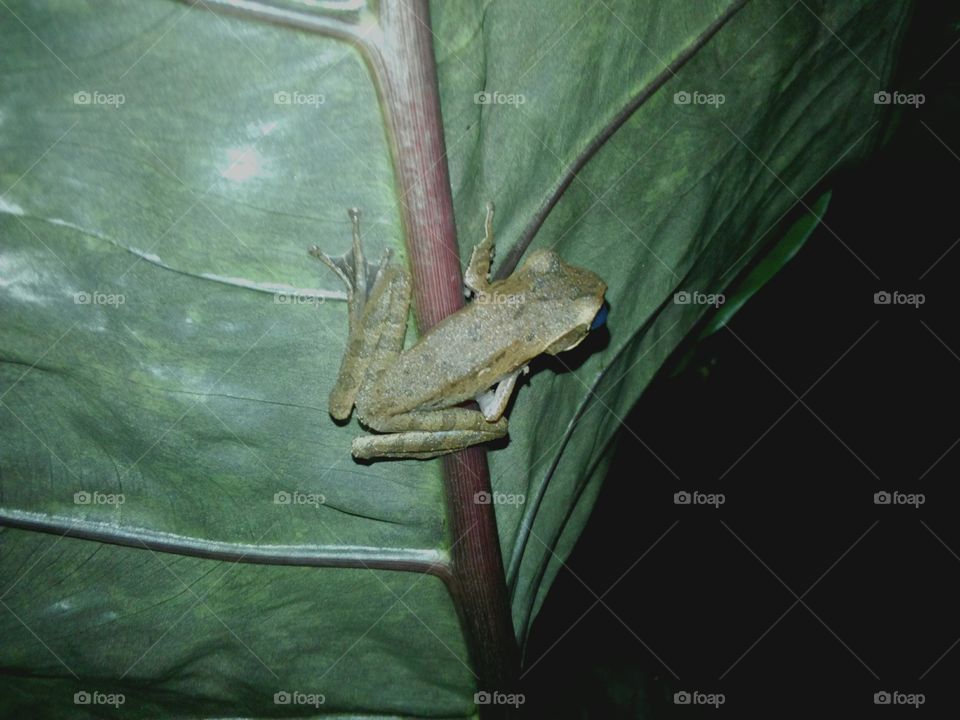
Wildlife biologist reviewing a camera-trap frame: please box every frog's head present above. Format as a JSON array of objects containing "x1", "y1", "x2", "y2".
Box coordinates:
[{"x1": 521, "y1": 249, "x2": 608, "y2": 355}]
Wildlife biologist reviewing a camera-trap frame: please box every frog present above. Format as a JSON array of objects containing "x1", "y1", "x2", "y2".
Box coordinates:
[{"x1": 309, "y1": 202, "x2": 607, "y2": 460}]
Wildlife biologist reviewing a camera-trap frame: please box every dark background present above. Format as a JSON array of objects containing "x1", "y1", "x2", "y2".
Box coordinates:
[{"x1": 523, "y1": 3, "x2": 959, "y2": 717}]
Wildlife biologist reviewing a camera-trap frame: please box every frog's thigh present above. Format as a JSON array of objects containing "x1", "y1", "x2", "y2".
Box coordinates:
[
  {"x1": 329, "y1": 265, "x2": 411, "y2": 419},
  {"x1": 354, "y1": 408, "x2": 507, "y2": 459}
]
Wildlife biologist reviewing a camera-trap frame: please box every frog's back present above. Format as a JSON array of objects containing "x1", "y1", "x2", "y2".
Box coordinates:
[
  {"x1": 366, "y1": 302, "x2": 540, "y2": 414},
  {"x1": 359, "y1": 250, "x2": 606, "y2": 417}
]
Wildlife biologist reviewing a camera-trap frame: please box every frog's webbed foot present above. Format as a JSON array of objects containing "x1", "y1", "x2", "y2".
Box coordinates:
[
  {"x1": 464, "y1": 200, "x2": 495, "y2": 296},
  {"x1": 310, "y1": 208, "x2": 391, "y2": 327}
]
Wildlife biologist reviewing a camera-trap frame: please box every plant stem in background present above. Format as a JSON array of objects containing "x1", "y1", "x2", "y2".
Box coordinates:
[{"x1": 375, "y1": 0, "x2": 520, "y2": 704}]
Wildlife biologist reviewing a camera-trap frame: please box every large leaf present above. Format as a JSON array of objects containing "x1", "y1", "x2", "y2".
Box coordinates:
[
  {"x1": 434, "y1": 0, "x2": 910, "y2": 642},
  {"x1": 0, "y1": 0, "x2": 911, "y2": 716}
]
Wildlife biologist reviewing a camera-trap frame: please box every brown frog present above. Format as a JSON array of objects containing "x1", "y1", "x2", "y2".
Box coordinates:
[{"x1": 310, "y1": 202, "x2": 607, "y2": 459}]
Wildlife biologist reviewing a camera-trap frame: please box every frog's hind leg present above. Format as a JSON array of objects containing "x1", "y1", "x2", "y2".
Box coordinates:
[
  {"x1": 311, "y1": 208, "x2": 410, "y2": 420},
  {"x1": 325, "y1": 264, "x2": 410, "y2": 420},
  {"x1": 353, "y1": 408, "x2": 507, "y2": 460},
  {"x1": 464, "y1": 201, "x2": 495, "y2": 296}
]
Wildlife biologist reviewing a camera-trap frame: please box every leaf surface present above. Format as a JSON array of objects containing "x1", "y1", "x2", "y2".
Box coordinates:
[{"x1": 0, "y1": 0, "x2": 911, "y2": 715}]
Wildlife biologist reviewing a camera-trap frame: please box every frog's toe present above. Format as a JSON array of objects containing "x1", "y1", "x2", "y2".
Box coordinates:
[{"x1": 310, "y1": 247, "x2": 355, "y2": 290}]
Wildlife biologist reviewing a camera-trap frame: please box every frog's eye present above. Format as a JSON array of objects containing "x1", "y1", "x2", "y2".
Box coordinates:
[{"x1": 590, "y1": 301, "x2": 609, "y2": 330}]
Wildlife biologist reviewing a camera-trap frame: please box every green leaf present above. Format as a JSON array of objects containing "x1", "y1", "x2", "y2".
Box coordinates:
[
  {"x1": 0, "y1": 0, "x2": 911, "y2": 716},
  {"x1": 666, "y1": 190, "x2": 832, "y2": 378},
  {"x1": 434, "y1": 0, "x2": 908, "y2": 644},
  {"x1": 701, "y1": 190, "x2": 832, "y2": 338}
]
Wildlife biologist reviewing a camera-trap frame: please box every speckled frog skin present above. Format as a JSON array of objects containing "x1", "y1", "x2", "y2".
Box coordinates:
[{"x1": 310, "y1": 203, "x2": 607, "y2": 460}]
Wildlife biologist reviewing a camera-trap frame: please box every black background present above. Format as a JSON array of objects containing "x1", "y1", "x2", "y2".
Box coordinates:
[{"x1": 523, "y1": 3, "x2": 959, "y2": 717}]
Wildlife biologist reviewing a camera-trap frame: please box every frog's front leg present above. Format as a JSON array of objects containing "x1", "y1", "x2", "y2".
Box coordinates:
[
  {"x1": 353, "y1": 407, "x2": 508, "y2": 460},
  {"x1": 310, "y1": 209, "x2": 410, "y2": 420},
  {"x1": 464, "y1": 201, "x2": 496, "y2": 296},
  {"x1": 475, "y1": 366, "x2": 529, "y2": 421}
]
